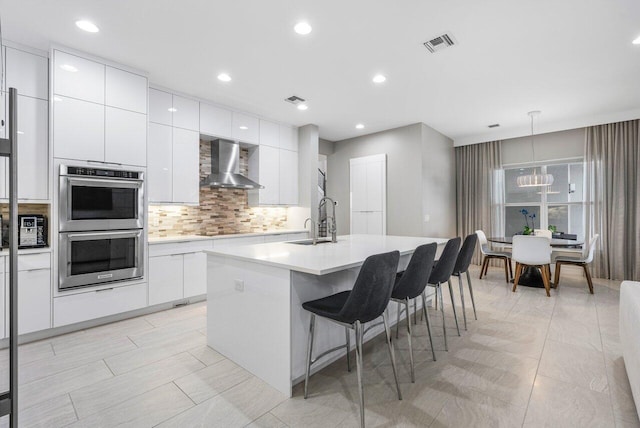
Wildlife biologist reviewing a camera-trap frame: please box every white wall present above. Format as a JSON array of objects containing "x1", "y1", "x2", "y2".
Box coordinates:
[{"x1": 327, "y1": 123, "x2": 455, "y2": 237}]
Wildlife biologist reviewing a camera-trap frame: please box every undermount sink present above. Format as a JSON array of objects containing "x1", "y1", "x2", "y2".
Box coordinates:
[{"x1": 287, "y1": 239, "x2": 333, "y2": 245}]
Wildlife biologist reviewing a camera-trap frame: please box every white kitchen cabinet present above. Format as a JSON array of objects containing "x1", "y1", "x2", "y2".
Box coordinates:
[
  {"x1": 105, "y1": 107, "x2": 147, "y2": 166},
  {"x1": 53, "y1": 96, "x2": 105, "y2": 161},
  {"x1": 254, "y1": 145, "x2": 279, "y2": 205},
  {"x1": 213, "y1": 236, "x2": 265, "y2": 249},
  {"x1": 53, "y1": 50, "x2": 105, "y2": 104},
  {"x1": 172, "y1": 95, "x2": 199, "y2": 131},
  {"x1": 350, "y1": 162, "x2": 367, "y2": 212},
  {"x1": 232, "y1": 112, "x2": 259, "y2": 144},
  {"x1": 350, "y1": 154, "x2": 386, "y2": 235},
  {"x1": 279, "y1": 149, "x2": 298, "y2": 205},
  {"x1": 149, "y1": 255, "x2": 184, "y2": 305},
  {"x1": 279, "y1": 124, "x2": 298, "y2": 152},
  {"x1": 0, "y1": 261, "x2": 4, "y2": 338},
  {"x1": 0, "y1": 91, "x2": 5, "y2": 139},
  {"x1": 149, "y1": 88, "x2": 172, "y2": 125},
  {"x1": 183, "y1": 252, "x2": 207, "y2": 298},
  {"x1": 5, "y1": 47, "x2": 48, "y2": 100},
  {"x1": 259, "y1": 119, "x2": 279, "y2": 148},
  {"x1": 105, "y1": 66, "x2": 148, "y2": 114},
  {"x1": 172, "y1": 127, "x2": 199, "y2": 204},
  {"x1": 148, "y1": 123, "x2": 173, "y2": 202},
  {"x1": 15, "y1": 96, "x2": 48, "y2": 200},
  {"x1": 16, "y1": 268, "x2": 51, "y2": 334},
  {"x1": 200, "y1": 103, "x2": 232, "y2": 139},
  {"x1": 53, "y1": 283, "x2": 148, "y2": 327}
]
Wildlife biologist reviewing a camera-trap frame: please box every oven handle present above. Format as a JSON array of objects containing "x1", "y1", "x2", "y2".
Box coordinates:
[
  {"x1": 66, "y1": 230, "x2": 143, "y2": 241},
  {"x1": 66, "y1": 177, "x2": 143, "y2": 188}
]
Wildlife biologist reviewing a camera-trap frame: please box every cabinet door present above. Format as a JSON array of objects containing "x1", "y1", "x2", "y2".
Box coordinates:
[
  {"x1": 105, "y1": 66, "x2": 148, "y2": 114},
  {"x1": 259, "y1": 119, "x2": 279, "y2": 148},
  {"x1": 279, "y1": 124, "x2": 298, "y2": 152},
  {"x1": 366, "y1": 161, "x2": 384, "y2": 211},
  {"x1": 367, "y1": 212, "x2": 384, "y2": 235},
  {"x1": 172, "y1": 128, "x2": 200, "y2": 204},
  {"x1": 183, "y1": 252, "x2": 207, "y2": 297},
  {"x1": 0, "y1": 92, "x2": 7, "y2": 198},
  {"x1": 53, "y1": 50, "x2": 105, "y2": 104},
  {"x1": 200, "y1": 103, "x2": 232, "y2": 139},
  {"x1": 147, "y1": 123, "x2": 173, "y2": 203},
  {"x1": 105, "y1": 107, "x2": 147, "y2": 166},
  {"x1": 258, "y1": 145, "x2": 279, "y2": 205},
  {"x1": 279, "y1": 149, "x2": 298, "y2": 205},
  {"x1": 232, "y1": 112, "x2": 259, "y2": 144},
  {"x1": 351, "y1": 211, "x2": 368, "y2": 234},
  {"x1": 350, "y1": 162, "x2": 367, "y2": 212},
  {"x1": 148, "y1": 88, "x2": 172, "y2": 125},
  {"x1": 6, "y1": 47, "x2": 49, "y2": 100},
  {"x1": 16, "y1": 269, "x2": 51, "y2": 334},
  {"x1": 15, "y1": 96, "x2": 48, "y2": 200},
  {"x1": 172, "y1": 95, "x2": 199, "y2": 131},
  {"x1": 53, "y1": 96, "x2": 105, "y2": 161},
  {"x1": 149, "y1": 255, "x2": 184, "y2": 305}
]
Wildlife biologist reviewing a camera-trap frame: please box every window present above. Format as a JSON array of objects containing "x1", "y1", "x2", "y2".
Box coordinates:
[{"x1": 504, "y1": 162, "x2": 585, "y2": 240}]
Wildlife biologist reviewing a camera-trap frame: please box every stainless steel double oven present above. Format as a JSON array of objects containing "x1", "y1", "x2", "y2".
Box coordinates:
[{"x1": 58, "y1": 165, "x2": 145, "y2": 290}]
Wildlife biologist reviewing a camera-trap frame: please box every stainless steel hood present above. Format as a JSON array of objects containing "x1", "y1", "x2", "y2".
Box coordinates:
[{"x1": 199, "y1": 139, "x2": 263, "y2": 189}]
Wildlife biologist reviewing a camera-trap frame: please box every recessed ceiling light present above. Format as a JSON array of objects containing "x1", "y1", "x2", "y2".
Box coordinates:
[
  {"x1": 75, "y1": 20, "x2": 99, "y2": 33},
  {"x1": 239, "y1": 125, "x2": 249, "y2": 130},
  {"x1": 17, "y1": 131, "x2": 24, "y2": 135},
  {"x1": 633, "y1": 36, "x2": 640, "y2": 45},
  {"x1": 217, "y1": 73, "x2": 232, "y2": 82},
  {"x1": 297, "y1": 104, "x2": 308, "y2": 111},
  {"x1": 60, "y1": 64, "x2": 78, "y2": 73},
  {"x1": 168, "y1": 108, "x2": 177, "y2": 112},
  {"x1": 355, "y1": 124, "x2": 365, "y2": 129},
  {"x1": 372, "y1": 74, "x2": 386, "y2": 83},
  {"x1": 294, "y1": 22, "x2": 312, "y2": 35}
]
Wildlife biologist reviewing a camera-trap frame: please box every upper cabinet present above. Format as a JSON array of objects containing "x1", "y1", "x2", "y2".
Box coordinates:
[
  {"x1": 6, "y1": 47, "x2": 48, "y2": 100},
  {"x1": 149, "y1": 88, "x2": 172, "y2": 125},
  {"x1": 231, "y1": 112, "x2": 259, "y2": 144},
  {"x1": 52, "y1": 48, "x2": 148, "y2": 166},
  {"x1": 279, "y1": 125, "x2": 298, "y2": 152},
  {"x1": 200, "y1": 103, "x2": 232, "y2": 139},
  {"x1": 259, "y1": 119, "x2": 279, "y2": 148},
  {"x1": 105, "y1": 67, "x2": 148, "y2": 114},
  {"x1": 149, "y1": 88, "x2": 199, "y2": 131}
]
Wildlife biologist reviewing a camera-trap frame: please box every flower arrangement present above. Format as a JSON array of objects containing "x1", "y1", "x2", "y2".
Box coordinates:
[{"x1": 520, "y1": 209, "x2": 536, "y2": 235}]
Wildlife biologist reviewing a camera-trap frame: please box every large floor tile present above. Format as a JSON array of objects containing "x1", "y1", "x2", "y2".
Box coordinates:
[
  {"x1": 16, "y1": 394, "x2": 77, "y2": 428},
  {"x1": 606, "y1": 355, "x2": 640, "y2": 425},
  {"x1": 174, "y1": 358, "x2": 252, "y2": 404}
]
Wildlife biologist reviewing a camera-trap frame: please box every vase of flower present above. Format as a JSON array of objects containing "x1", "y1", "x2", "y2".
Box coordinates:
[{"x1": 520, "y1": 209, "x2": 536, "y2": 235}]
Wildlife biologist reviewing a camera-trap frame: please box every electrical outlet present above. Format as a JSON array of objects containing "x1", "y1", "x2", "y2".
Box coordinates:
[{"x1": 234, "y1": 279, "x2": 244, "y2": 292}]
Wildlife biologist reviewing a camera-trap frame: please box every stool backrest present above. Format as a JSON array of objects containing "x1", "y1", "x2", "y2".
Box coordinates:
[
  {"x1": 340, "y1": 250, "x2": 400, "y2": 324},
  {"x1": 534, "y1": 229, "x2": 552, "y2": 239},
  {"x1": 429, "y1": 237, "x2": 461, "y2": 284},
  {"x1": 453, "y1": 233, "x2": 478, "y2": 274},
  {"x1": 393, "y1": 243, "x2": 437, "y2": 300},
  {"x1": 475, "y1": 230, "x2": 491, "y2": 254},
  {"x1": 512, "y1": 235, "x2": 551, "y2": 265}
]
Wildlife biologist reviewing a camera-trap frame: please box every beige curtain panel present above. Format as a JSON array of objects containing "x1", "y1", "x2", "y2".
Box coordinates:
[
  {"x1": 455, "y1": 140, "x2": 503, "y2": 265},
  {"x1": 585, "y1": 119, "x2": 640, "y2": 281}
]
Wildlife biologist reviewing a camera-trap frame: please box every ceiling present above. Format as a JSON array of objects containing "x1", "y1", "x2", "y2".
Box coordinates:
[{"x1": 1, "y1": 0, "x2": 639, "y2": 145}]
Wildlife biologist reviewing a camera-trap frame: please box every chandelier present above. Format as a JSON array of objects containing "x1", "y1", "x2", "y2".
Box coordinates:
[{"x1": 517, "y1": 111, "x2": 554, "y2": 188}]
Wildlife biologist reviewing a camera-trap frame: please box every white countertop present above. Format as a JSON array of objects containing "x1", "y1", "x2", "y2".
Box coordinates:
[
  {"x1": 148, "y1": 230, "x2": 307, "y2": 244},
  {"x1": 204, "y1": 234, "x2": 448, "y2": 275}
]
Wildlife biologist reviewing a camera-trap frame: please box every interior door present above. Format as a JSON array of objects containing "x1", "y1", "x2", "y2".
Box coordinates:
[{"x1": 349, "y1": 154, "x2": 387, "y2": 235}]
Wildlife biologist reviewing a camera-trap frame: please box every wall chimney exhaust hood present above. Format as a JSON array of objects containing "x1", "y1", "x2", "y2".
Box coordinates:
[{"x1": 199, "y1": 139, "x2": 263, "y2": 189}]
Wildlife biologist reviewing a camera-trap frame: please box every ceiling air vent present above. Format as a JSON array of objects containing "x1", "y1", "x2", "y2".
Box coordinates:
[
  {"x1": 423, "y1": 33, "x2": 456, "y2": 53},
  {"x1": 284, "y1": 95, "x2": 306, "y2": 105}
]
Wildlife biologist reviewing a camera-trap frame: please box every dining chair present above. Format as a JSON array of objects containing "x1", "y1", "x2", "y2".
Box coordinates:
[
  {"x1": 302, "y1": 251, "x2": 401, "y2": 428},
  {"x1": 512, "y1": 235, "x2": 552, "y2": 296},
  {"x1": 553, "y1": 234, "x2": 599, "y2": 294},
  {"x1": 476, "y1": 230, "x2": 512, "y2": 282},
  {"x1": 534, "y1": 229, "x2": 552, "y2": 239}
]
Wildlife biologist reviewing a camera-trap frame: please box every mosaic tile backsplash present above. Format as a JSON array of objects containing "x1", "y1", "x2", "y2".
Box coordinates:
[{"x1": 148, "y1": 141, "x2": 289, "y2": 237}]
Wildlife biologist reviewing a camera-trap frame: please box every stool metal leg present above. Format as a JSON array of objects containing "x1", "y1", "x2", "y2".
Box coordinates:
[
  {"x1": 413, "y1": 298, "x2": 417, "y2": 325},
  {"x1": 345, "y1": 327, "x2": 351, "y2": 372},
  {"x1": 466, "y1": 270, "x2": 478, "y2": 320},
  {"x1": 421, "y1": 292, "x2": 436, "y2": 361},
  {"x1": 438, "y1": 283, "x2": 448, "y2": 351},
  {"x1": 354, "y1": 320, "x2": 365, "y2": 428},
  {"x1": 458, "y1": 275, "x2": 467, "y2": 331},
  {"x1": 447, "y1": 279, "x2": 461, "y2": 336},
  {"x1": 382, "y1": 312, "x2": 403, "y2": 400},
  {"x1": 395, "y1": 301, "x2": 401, "y2": 339},
  {"x1": 304, "y1": 314, "x2": 316, "y2": 399},
  {"x1": 404, "y1": 298, "x2": 415, "y2": 382}
]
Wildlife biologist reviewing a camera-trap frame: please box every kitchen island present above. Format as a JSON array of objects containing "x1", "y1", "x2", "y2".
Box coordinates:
[{"x1": 204, "y1": 234, "x2": 448, "y2": 396}]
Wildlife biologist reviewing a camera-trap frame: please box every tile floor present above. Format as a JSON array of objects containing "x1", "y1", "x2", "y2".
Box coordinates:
[{"x1": 0, "y1": 265, "x2": 637, "y2": 427}]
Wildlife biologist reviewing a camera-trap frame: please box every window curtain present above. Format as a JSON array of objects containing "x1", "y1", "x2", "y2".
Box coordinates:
[
  {"x1": 455, "y1": 140, "x2": 504, "y2": 265},
  {"x1": 585, "y1": 119, "x2": 640, "y2": 281}
]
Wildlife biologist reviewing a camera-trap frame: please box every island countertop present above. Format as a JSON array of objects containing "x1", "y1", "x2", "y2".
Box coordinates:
[{"x1": 204, "y1": 234, "x2": 448, "y2": 275}]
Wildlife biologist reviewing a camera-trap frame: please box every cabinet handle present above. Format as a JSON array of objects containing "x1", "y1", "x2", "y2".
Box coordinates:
[
  {"x1": 96, "y1": 287, "x2": 114, "y2": 293},
  {"x1": 87, "y1": 160, "x2": 123, "y2": 166}
]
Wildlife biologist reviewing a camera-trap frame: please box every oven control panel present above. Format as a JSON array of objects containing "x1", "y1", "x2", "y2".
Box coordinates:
[{"x1": 66, "y1": 166, "x2": 140, "y2": 180}]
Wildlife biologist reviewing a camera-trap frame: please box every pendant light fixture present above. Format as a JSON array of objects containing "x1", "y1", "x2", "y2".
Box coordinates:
[{"x1": 517, "y1": 110, "x2": 554, "y2": 187}]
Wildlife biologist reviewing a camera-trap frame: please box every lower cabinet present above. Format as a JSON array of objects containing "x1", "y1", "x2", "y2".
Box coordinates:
[
  {"x1": 183, "y1": 252, "x2": 207, "y2": 298},
  {"x1": 16, "y1": 268, "x2": 51, "y2": 335},
  {"x1": 148, "y1": 251, "x2": 208, "y2": 305}
]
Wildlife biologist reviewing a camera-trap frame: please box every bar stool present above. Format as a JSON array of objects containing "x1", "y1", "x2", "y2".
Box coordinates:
[
  {"x1": 302, "y1": 251, "x2": 401, "y2": 428},
  {"x1": 449, "y1": 233, "x2": 479, "y2": 331},
  {"x1": 427, "y1": 237, "x2": 461, "y2": 351},
  {"x1": 391, "y1": 243, "x2": 438, "y2": 381}
]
